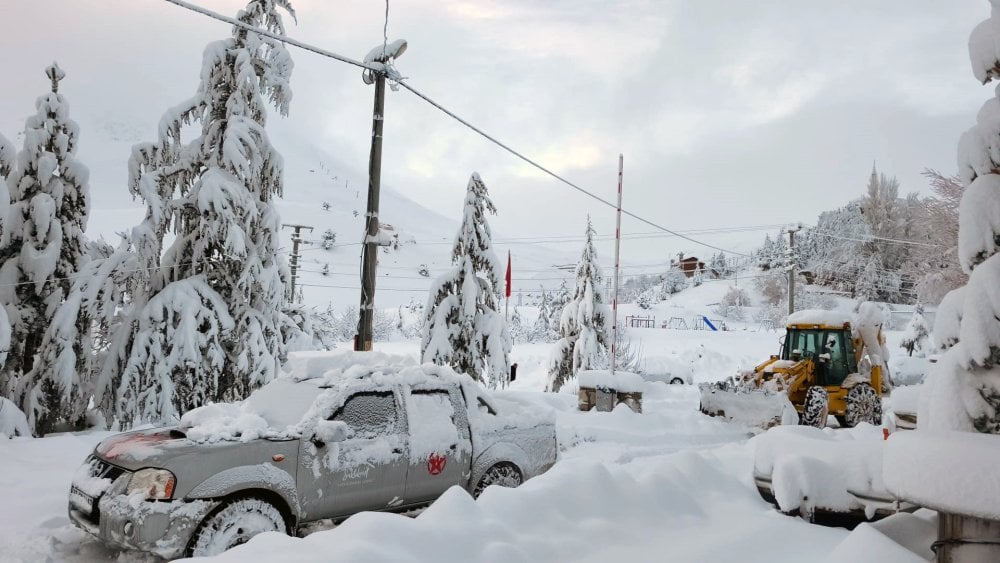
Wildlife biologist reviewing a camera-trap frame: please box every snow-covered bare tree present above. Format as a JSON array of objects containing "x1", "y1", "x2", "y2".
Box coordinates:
[
  {"x1": 0, "y1": 64, "x2": 92, "y2": 434},
  {"x1": 910, "y1": 170, "x2": 967, "y2": 304},
  {"x1": 0, "y1": 133, "x2": 12, "y2": 372},
  {"x1": 661, "y1": 267, "x2": 688, "y2": 296},
  {"x1": 921, "y1": 8, "x2": 1000, "y2": 434},
  {"x1": 547, "y1": 217, "x2": 610, "y2": 392},
  {"x1": 96, "y1": 0, "x2": 296, "y2": 427},
  {"x1": 421, "y1": 173, "x2": 510, "y2": 387},
  {"x1": 900, "y1": 303, "x2": 930, "y2": 357}
]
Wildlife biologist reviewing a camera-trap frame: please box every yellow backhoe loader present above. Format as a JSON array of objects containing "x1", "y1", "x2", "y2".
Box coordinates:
[{"x1": 700, "y1": 303, "x2": 889, "y2": 429}]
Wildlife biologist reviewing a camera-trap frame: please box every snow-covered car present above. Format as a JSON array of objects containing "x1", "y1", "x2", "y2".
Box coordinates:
[
  {"x1": 639, "y1": 371, "x2": 692, "y2": 385},
  {"x1": 67, "y1": 353, "x2": 558, "y2": 558}
]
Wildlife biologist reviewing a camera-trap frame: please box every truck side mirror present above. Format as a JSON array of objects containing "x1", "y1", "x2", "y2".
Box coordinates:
[{"x1": 312, "y1": 420, "x2": 352, "y2": 448}]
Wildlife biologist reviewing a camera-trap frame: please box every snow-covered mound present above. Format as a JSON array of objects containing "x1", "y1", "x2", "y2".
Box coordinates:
[
  {"x1": 884, "y1": 430, "x2": 1000, "y2": 520},
  {"x1": 753, "y1": 424, "x2": 887, "y2": 517}
]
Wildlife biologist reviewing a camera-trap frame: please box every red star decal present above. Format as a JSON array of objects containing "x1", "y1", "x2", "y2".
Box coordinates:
[{"x1": 427, "y1": 453, "x2": 447, "y2": 475}]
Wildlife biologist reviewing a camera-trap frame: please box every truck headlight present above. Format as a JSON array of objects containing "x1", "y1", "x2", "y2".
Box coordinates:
[{"x1": 127, "y1": 468, "x2": 176, "y2": 500}]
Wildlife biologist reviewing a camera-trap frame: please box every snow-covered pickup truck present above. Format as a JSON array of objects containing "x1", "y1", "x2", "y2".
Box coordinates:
[{"x1": 67, "y1": 353, "x2": 557, "y2": 558}]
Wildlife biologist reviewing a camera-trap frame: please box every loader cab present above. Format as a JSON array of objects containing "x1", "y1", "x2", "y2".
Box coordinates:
[{"x1": 782, "y1": 326, "x2": 858, "y2": 386}]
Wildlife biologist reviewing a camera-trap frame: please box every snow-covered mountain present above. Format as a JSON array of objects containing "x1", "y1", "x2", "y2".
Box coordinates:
[{"x1": 64, "y1": 109, "x2": 579, "y2": 311}]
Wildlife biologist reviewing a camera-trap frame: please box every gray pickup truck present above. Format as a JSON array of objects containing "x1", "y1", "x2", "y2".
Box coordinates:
[{"x1": 68, "y1": 355, "x2": 557, "y2": 558}]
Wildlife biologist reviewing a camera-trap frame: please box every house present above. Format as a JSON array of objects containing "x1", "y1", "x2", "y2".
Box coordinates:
[{"x1": 678, "y1": 256, "x2": 705, "y2": 278}]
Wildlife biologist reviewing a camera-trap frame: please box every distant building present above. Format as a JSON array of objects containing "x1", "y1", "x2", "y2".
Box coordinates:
[{"x1": 678, "y1": 256, "x2": 705, "y2": 278}]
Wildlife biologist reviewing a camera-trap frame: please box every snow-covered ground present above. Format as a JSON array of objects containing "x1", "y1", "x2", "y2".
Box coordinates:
[{"x1": 0, "y1": 326, "x2": 935, "y2": 563}]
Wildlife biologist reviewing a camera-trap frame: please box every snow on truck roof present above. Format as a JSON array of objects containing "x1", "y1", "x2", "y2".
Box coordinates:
[
  {"x1": 180, "y1": 351, "x2": 501, "y2": 444},
  {"x1": 785, "y1": 310, "x2": 854, "y2": 327}
]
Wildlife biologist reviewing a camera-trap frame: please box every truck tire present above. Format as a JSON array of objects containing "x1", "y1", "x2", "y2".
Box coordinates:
[
  {"x1": 669, "y1": 377, "x2": 686, "y2": 385},
  {"x1": 473, "y1": 463, "x2": 523, "y2": 498},
  {"x1": 846, "y1": 383, "x2": 882, "y2": 427},
  {"x1": 187, "y1": 496, "x2": 287, "y2": 557},
  {"x1": 799, "y1": 386, "x2": 829, "y2": 428}
]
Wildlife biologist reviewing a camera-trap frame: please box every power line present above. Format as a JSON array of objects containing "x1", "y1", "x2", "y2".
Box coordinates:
[
  {"x1": 159, "y1": 0, "x2": 752, "y2": 259},
  {"x1": 806, "y1": 229, "x2": 941, "y2": 248},
  {"x1": 161, "y1": 0, "x2": 381, "y2": 72},
  {"x1": 395, "y1": 80, "x2": 751, "y2": 258}
]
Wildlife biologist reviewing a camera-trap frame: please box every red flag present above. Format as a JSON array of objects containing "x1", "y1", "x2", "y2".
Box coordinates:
[{"x1": 505, "y1": 251, "x2": 512, "y2": 298}]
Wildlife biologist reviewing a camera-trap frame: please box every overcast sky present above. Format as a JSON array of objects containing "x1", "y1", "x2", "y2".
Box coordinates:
[{"x1": 0, "y1": 0, "x2": 991, "y2": 264}]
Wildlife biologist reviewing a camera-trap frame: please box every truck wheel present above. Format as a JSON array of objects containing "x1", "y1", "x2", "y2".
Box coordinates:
[
  {"x1": 799, "y1": 386, "x2": 829, "y2": 428},
  {"x1": 187, "y1": 496, "x2": 287, "y2": 557},
  {"x1": 473, "y1": 463, "x2": 522, "y2": 498},
  {"x1": 669, "y1": 377, "x2": 686, "y2": 385},
  {"x1": 846, "y1": 383, "x2": 882, "y2": 427}
]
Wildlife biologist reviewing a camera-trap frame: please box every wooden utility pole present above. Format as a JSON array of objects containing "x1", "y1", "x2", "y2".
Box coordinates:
[
  {"x1": 282, "y1": 223, "x2": 313, "y2": 302},
  {"x1": 785, "y1": 224, "x2": 801, "y2": 316},
  {"x1": 356, "y1": 41, "x2": 406, "y2": 351}
]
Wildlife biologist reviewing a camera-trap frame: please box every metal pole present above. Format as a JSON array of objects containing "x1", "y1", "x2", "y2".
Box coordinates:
[
  {"x1": 611, "y1": 154, "x2": 624, "y2": 376},
  {"x1": 786, "y1": 225, "x2": 799, "y2": 316},
  {"x1": 356, "y1": 72, "x2": 386, "y2": 351}
]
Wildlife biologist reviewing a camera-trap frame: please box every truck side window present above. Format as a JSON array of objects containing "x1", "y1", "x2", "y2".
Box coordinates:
[
  {"x1": 408, "y1": 390, "x2": 460, "y2": 450},
  {"x1": 331, "y1": 392, "x2": 397, "y2": 440}
]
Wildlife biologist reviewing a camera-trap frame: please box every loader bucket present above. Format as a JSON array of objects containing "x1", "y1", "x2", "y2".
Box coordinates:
[{"x1": 699, "y1": 383, "x2": 796, "y2": 429}]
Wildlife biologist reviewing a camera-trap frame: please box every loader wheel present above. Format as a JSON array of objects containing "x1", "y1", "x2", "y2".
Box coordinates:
[
  {"x1": 799, "y1": 386, "x2": 829, "y2": 428},
  {"x1": 846, "y1": 383, "x2": 882, "y2": 427}
]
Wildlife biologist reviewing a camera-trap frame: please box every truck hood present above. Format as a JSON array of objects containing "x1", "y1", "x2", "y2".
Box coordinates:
[{"x1": 93, "y1": 428, "x2": 250, "y2": 471}]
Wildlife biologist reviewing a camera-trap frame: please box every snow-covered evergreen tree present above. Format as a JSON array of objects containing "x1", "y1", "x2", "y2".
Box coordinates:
[
  {"x1": 549, "y1": 281, "x2": 570, "y2": 332},
  {"x1": 509, "y1": 306, "x2": 525, "y2": 344},
  {"x1": 547, "y1": 217, "x2": 610, "y2": 392},
  {"x1": 533, "y1": 287, "x2": 553, "y2": 341},
  {"x1": 900, "y1": 303, "x2": 930, "y2": 357},
  {"x1": 921, "y1": 6, "x2": 1000, "y2": 434},
  {"x1": 862, "y1": 166, "x2": 906, "y2": 271},
  {"x1": 421, "y1": 173, "x2": 510, "y2": 387},
  {"x1": 96, "y1": 0, "x2": 296, "y2": 427},
  {"x1": 0, "y1": 64, "x2": 91, "y2": 434}
]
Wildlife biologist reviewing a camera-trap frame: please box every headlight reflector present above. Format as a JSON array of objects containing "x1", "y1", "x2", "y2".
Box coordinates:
[{"x1": 126, "y1": 468, "x2": 176, "y2": 500}]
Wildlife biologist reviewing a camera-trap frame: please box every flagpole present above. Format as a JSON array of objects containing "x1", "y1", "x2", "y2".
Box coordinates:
[
  {"x1": 505, "y1": 250, "x2": 512, "y2": 389},
  {"x1": 505, "y1": 250, "x2": 511, "y2": 322},
  {"x1": 611, "y1": 154, "x2": 623, "y2": 377}
]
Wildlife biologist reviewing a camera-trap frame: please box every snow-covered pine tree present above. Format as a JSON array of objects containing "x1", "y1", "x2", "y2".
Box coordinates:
[
  {"x1": 900, "y1": 303, "x2": 930, "y2": 357},
  {"x1": 509, "y1": 306, "x2": 525, "y2": 344},
  {"x1": 0, "y1": 64, "x2": 92, "y2": 434},
  {"x1": 920, "y1": 6, "x2": 1000, "y2": 434},
  {"x1": 549, "y1": 280, "x2": 570, "y2": 332},
  {"x1": 97, "y1": 0, "x2": 296, "y2": 427},
  {"x1": 421, "y1": 173, "x2": 511, "y2": 387},
  {"x1": 547, "y1": 217, "x2": 610, "y2": 392},
  {"x1": 533, "y1": 287, "x2": 553, "y2": 341}
]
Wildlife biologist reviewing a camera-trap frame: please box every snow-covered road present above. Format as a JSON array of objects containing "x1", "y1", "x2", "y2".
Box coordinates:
[
  {"x1": 0, "y1": 382, "x2": 845, "y2": 563},
  {"x1": 0, "y1": 330, "x2": 930, "y2": 562}
]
